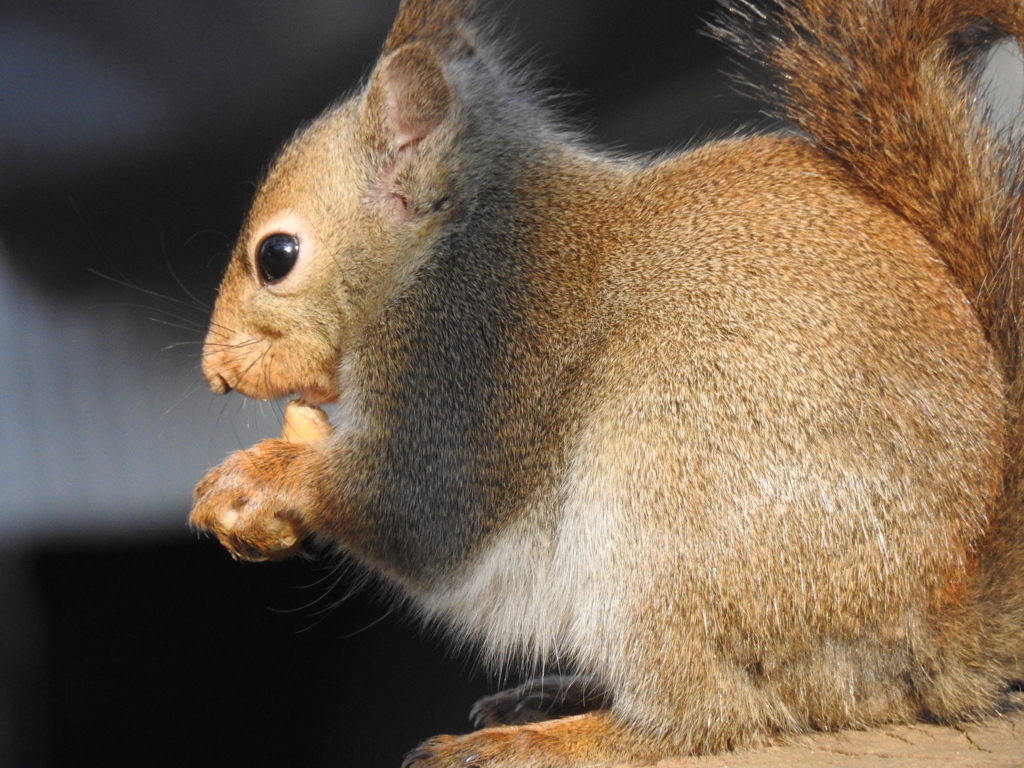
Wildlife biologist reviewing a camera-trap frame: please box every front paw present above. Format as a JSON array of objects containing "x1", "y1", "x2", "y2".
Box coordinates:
[{"x1": 190, "y1": 439, "x2": 311, "y2": 561}]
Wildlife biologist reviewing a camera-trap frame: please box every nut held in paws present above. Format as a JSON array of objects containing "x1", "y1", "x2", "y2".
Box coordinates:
[{"x1": 281, "y1": 399, "x2": 334, "y2": 444}]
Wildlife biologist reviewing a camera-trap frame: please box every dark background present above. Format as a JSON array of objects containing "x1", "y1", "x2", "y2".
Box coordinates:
[{"x1": 0, "y1": 1, "x2": 762, "y2": 766}]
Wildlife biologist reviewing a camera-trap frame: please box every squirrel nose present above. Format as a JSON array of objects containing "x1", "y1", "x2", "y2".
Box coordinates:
[{"x1": 206, "y1": 372, "x2": 233, "y2": 395}]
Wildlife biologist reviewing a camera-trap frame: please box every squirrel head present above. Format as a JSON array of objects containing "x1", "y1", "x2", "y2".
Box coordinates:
[{"x1": 202, "y1": 0, "x2": 477, "y2": 403}]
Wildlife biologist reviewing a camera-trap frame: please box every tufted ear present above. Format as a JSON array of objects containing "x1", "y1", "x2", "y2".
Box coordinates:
[
  {"x1": 362, "y1": 42, "x2": 453, "y2": 155},
  {"x1": 383, "y1": 0, "x2": 477, "y2": 56}
]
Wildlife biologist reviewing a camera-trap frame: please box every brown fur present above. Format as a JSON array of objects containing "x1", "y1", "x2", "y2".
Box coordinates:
[{"x1": 190, "y1": 0, "x2": 1024, "y2": 764}]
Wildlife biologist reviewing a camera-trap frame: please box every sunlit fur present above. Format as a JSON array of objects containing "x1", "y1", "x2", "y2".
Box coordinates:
[{"x1": 191, "y1": 0, "x2": 1024, "y2": 763}]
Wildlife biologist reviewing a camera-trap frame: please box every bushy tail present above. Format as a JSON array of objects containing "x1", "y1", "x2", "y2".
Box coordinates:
[{"x1": 718, "y1": 0, "x2": 1024, "y2": 382}]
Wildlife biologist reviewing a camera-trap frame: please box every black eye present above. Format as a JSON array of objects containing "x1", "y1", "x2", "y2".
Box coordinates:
[{"x1": 256, "y1": 233, "x2": 299, "y2": 284}]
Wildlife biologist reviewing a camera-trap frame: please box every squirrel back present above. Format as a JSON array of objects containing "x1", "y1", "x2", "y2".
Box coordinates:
[
  {"x1": 723, "y1": 0, "x2": 1024, "y2": 698},
  {"x1": 190, "y1": 0, "x2": 1024, "y2": 762}
]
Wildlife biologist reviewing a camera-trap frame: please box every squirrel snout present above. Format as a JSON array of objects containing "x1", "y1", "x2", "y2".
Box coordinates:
[{"x1": 205, "y1": 371, "x2": 233, "y2": 395}]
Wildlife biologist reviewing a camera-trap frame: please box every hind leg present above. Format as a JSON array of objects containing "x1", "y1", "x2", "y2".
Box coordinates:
[
  {"x1": 469, "y1": 675, "x2": 612, "y2": 728},
  {"x1": 403, "y1": 710, "x2": 659, "y2": 768}
]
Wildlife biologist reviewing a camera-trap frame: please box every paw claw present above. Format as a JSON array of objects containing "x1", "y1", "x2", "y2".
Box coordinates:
[
  {"x1": 400, "y1": 747, "x2": 430, "y2": 768},
  {"x1": 402, "y1": 736, "x2": 460, "y2": 768}
]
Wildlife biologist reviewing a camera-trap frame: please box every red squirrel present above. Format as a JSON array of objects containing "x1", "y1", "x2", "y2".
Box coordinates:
[{"x1": 190, "y1": 0, "x2": 1024, "y2": 764}]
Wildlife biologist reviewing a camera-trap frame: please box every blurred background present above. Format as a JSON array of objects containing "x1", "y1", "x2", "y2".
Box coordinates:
[{"x1": 0, "y1": 1, "x2": 1017, "y2": 766}]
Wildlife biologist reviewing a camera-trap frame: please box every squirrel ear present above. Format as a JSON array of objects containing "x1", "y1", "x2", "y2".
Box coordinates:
[
  {"x1": 383, "y1": 0, "x2": 476, "y2": 56},
  {"x1": 363, "y1": 43, "x2": 453, "y2": 154}
]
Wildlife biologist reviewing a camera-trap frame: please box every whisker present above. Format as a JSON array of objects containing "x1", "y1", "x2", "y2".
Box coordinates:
[
  {"x1": 200, "y1": 336, "x2": 266, "y2": 359},
  {"x1": 87, "y1": 267, "x2": 208, "y2": 314},
  {"x1": 161, "y1": 229, "x2": 213, "y2": 312},
  {"x1": 160, "y1": 340, "x2": 206, "y2": 352},
  {"x1": 161, "y1": 371, "x2": 213, "y2": 423},
  {"x1": 149, "y1": 316, "x2": 208, "y2": 334}
]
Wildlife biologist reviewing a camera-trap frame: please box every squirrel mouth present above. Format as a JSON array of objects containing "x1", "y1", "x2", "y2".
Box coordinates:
[{"x1": 291, "y1": 384, "x2": 340, "y2": 406}]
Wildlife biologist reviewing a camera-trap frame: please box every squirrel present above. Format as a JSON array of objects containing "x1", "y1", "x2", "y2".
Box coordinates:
[{"x1": 189, "y1": 0, "x2": 1024, "y2": 764}]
